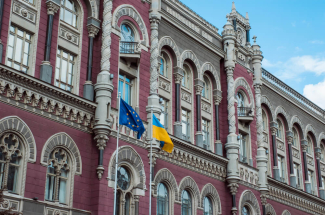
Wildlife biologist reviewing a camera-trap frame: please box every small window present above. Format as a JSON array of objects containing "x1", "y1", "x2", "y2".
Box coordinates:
[
  {"x1": 160, "y1": 56, "x2": 168, "y2": 77},
  {"x1": 160, "y1": 98, "x2": 169, "y2": 130},
  {"x1": 202, "y1": 76, "x2": 210, "y2": 99},
  {"x1": 45, "y1": 148, "x2": 70, "y2": 204},
  {"x1": 278, "y1": 156, "x2": 285, "y2": 182},
  {"x1": 182, "y1": 65, "x2": 190, "y2": 88},
  {"x1": 6, "y1": 26, "x2": 32, "y2": 73},
  {"x1": 292, "y1": 128, "x2": 299, "y2": 147},
  {"x1": 293, "y1": 163, "x2": 301, "y2": 188},
  {"x1": 60, "y1": 0, "x2": 78, "y2": 28},
  {"x1": 181, "y1": 109, "x2": 190, "y2": 141},
  {"x1": 55, "y1": 49, "x2": 75, "y2": 92},
  {"x1": 239, "y1": 133, "x2": 248, "y2": 163},
  {"x1": 307, "y1": 136, "x2": 313, "y2": 154},
  {"x1": 118, "y1": 74, "x2": 133, "y2": 105},
  {"x1": 237, "y1": 92, "x2": 245, "y2": 107},
  {"x1": 202, "y1": 119, "x2": 210, "y2": 150},
  {"x1": 117, "y1": 166, "x2": 131, "y2": 190},
  {"x1": 242, "y1": 206, "x2": 250, "y2": 215},
  {"x1": 181, "y1": 190, "x2": 192, "y2": 215},
  {"x1": 276, "y1": 119, "x2": 283, "y2": 140},
  {"x1": 203, "y1": 197, "x2": 213, "y2": 215},
  {"x1": 157, "y1": 183, "x2": 169, "y2": 215}
]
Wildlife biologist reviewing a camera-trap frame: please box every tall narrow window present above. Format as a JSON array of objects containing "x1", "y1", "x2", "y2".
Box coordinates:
[
  {"x1": 320, "y1": 144, "x2": 325, "y2": 162},
  {"x1": 276, "y1": 119, "x2": 283, "y2": 140},
  {"x1": 202, "y1": 76, "x2": 210, "y2": 99},
  {"x1": 125, "y1": 193, "x2": 131, "y2": 215},
  {"x1": 157, "y1": 183, "x2": 169, "y2": 215},
  {"x1": 322, "y1": 177, "x2": 325, "y2": 189},
  {"x1": 45, "y1": 148, "x2": 70, "y2": 204},
  {"x1": 181, "y1": 190, "x2": 192, "y2": 215},
  {"x1": 6, "y1": 26, "x2": 32, "y2": 73},
  {"x1": 237, "y1": 92, "x2": 245, "y2": 107},
  {"x1": 60, "y1": 0, "x2": 78, "y2": 28},
  {"x1": 160, "y1": 56, "x2": 168, "y2": 77},
  {"x1": 292, "y1": 128, "x2": 298, "y2": 147},
  {"x1": 182, "y1": 65, "x2": 190, "y2": 89},
  {"x1": 293, "y1": 163, "x2": 301, "y2": 188},
  {"x1": 160, "y1": 98, "x2": 169, "y2": 130},
  {"x1": 181, "y1": 109, "x2": 190, "y2": 141},
  {"x1": 118, "y1": 74, "x2": 133, "y2": 105},
  {"x1": 202, "y1": 119, "x2": 210, "y2": 150},
  {"x1": 0, "y1": 134, "x2": 22, "y2": 193},
  {"x1": 239, "y1": 133, "x2": 247, "y2": 163},
  {"x1": 278, "y1": 156, "x2": 285, "y2": 182},
  {"x1": 55, "y1": 49, "x2": 75, "y2": 92},
  {"x1": 262, "y1": 110, "x2": 267, "y2": 132},
  {"x1": 120, "y1": 24, "x2": 136, "y2": 54},
  {"x1": 307, "y1": 136, "x2": 313, "y2": 154},
  {"x1": 242, "y1": 206, "x2": 250, "y2": 215},
  {"x1": 203, "y1": 197, "x2": 213, "y2": 215},
  {"x1": 308, "y1": 170, "x2": 315, "y2": 194}
]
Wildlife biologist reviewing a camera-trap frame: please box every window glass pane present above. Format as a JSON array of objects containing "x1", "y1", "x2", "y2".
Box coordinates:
[
  {"x1": 125, "y1": 194, "x2": 131, "y2": 215},
  {"x1": 10, "y1": 26, "x2": 15, "y2": 33},
  {"x1": 118, "y1": 80, "x2": 124, "y2": 99},
  {"x1": 68, "y1": 63, "x2": 73, "y2": 85},
  {"x1": 15, "y1": 38, "x2": 23, "y2": 63},
  {"x1": 59, "y1": 178, "x2": 67, "y2": 203},
  {"x1": 160, "y1": 58, "x2": 164, "y2": 76},
  {"x1": 121, "y1": 24, "x2": 135, "y2": 42},
  {"x1": 25, "y1": 33, "x2": 31, "y2": 40},
  {"x1": 0, "y1": 163, "x2": 4, "y2": 189},
  {"x1": 182, "y1": 190, "x2": 192, "y2": 215},
  {"x1": 204, "y1": 197, "x2": 213, "y2": 215},
  {"x1": 7, "y1": 47, "x2": 13, "y2": 59},
  {"x1": 7, "y1": 165, "x2": 18, "y2": 192},
  {"x1": 62, "y1": 51, "x2": 68, "y2": 59},
  {"x1": 125, "y1": 84, "x2": 131, "y2": 105},
  {"x1": 117, "y1": 167, "x2": 131, "y2": 190},
  {"x1": 157, "y1": 183, "x2": 169, "y2": 215},
  {"x1": 61, "y1": 59, "x2": 68, "y2": 83},
  {"x1": 65, "y1": 0, "x2": 74, "y2": 10},
  {"x1": 17, "y1": 29, "x2": 23, "y2": 37},
  {"x1": 45, "y1": 175, "x2": 55, "y2": 201},
  {"x1": 14, "y1": 63, "x2": 20, "y2": 70},
  {"x1": 8, "y1": 34, "x2": 14, "y2": 46}
]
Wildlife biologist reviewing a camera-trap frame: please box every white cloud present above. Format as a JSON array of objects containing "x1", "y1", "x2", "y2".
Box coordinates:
[
  {"x1": 309, "y1": 40, "x2": 324, "y2": 44},
  {"x1": 303, "y1": 80, "x2": 325, "y2": 109}
]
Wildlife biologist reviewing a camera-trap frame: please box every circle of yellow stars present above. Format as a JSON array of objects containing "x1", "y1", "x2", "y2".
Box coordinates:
[{"x1": 126, "y1": 110, "x2": 139, "y2": 128}]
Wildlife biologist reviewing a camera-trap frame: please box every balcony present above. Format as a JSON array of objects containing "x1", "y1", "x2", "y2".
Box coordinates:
[{"x1": 237, "y1": 107, "x2": 254, "y2": 123}]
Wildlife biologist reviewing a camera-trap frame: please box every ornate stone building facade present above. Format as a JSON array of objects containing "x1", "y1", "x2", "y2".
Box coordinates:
[{"x1": 0, "y1": 0, "x2": 324, "y2": 214}]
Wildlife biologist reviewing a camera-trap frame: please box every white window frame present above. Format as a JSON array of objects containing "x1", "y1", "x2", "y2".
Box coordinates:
[
  {"x1": 202, "y1": 119, "x2": 210, "y2": 150},
  {"x1": 160, "y1": 98, "x2": 169, "y2": 131},
  {"x1": 55, "y1": 48, "x2": 76, "y2": 92},
  {"x1": 181, "y1": 109, "x2": 191, "y2": 141},
  {"x1": 278, "y1": 155, "x2": 286, "y2": 183},
  {"x1": 118, "y1": 74, "x2": 133, "y2": 106},
  {"x1": 293, "y1": 163, "x2": 301, "y2": 188}
]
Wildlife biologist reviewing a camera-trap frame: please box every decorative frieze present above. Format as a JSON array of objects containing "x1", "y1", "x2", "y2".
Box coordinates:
[
  {"x1": 292, "y1": 147, "x2": 300, "y2": 159},
  {"x1": 46, "y1": 207, "x2": 69, "y2": 215},
  {"x1": 201, "y1": 100, "x2": 211, "y2": 113},
  {"x1": 277, "y1": 140, "x2": 285, "y2": 151},
  {"x1": 321, "y1": 162, "x2": 325, "y2": 173},
  {"x1": 307, "y1": 154, "x2": 314, "y2": 166},
  {"x1": 13, "y1": 0, "x2": 37, "y2": 24},
  {"x1": 181, "y1": 89, "x2": 192, "y2": 104},
  {"x1": 239, "y1": 164, "x2": 259, "y2": 189},
  {"x1": 0, "y1": 197, "x2": 19, "y2": 212},
  {"x1": 159, "y1": 76, "x2": 171, "y2": 92},
  {"x1": 59, "y1": 24, "x2": 80, "y2": 46},
  {"x1": 263, "y1": 131, "x2": 268, "y2": 143}
]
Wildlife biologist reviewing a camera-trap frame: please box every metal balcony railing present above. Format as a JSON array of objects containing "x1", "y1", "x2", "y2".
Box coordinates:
[
  {"x1": 120, "y1": 42, "x2": 138, "y2": 54},
  {"x1": 237, "y1": 107, "x2": 252, "y2": 117}
]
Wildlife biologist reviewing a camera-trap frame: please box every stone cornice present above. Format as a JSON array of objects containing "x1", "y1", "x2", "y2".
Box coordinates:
[
  {"x1": 268, "y1": 177, "x2": 325, "y2": 214},
  {"x1": 0, "y1": 64, "x2": 96, "y2": 132}
]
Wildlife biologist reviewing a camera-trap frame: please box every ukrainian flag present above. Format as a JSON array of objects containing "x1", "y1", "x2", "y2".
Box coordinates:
[{"x1": 152, "y1": 114, "x2": 174, "y2": 153}]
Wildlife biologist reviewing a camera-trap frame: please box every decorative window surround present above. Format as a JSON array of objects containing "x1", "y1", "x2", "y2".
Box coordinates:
[
  {"x1": 268, "y1": 177, "x2": 325, "y2": 215},
  {"x1": 238, "y1": 190, "x2": 261, "y2": 215},
  {"x1": 307, "y1": 154, "x2": 314, "y2": 167},
  {"x1": 181, "y1": 88, "x2": 192, "y2": 104},
  {"x1": 59, "y1": 22, "x2": 80, "y2": 46},
  {"x1": 292, "y1": 146, "x2": 300, "y2": 159},
  {"x1": 0, "y1": 65, "x2": 96, "y2": 132},
  {"x1": 159, "y1": 75, "x2": 171, "y2": 93},
  {"x1": 239, "y1": 163, "x2": 259, "y2": 190},
  {"x1": 12, "y1": 0, "x2": 37, "y2": 24}
]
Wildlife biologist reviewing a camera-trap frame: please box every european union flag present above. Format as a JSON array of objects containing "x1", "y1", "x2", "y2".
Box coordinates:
[{"x1": 119, "y1": 98, "x2": 146, "y2": 139}]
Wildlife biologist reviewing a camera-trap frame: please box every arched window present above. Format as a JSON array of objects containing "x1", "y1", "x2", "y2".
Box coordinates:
[
  {"x1": 262, "y1": 110, "x2": 268, "y2": 132},
  {"x1": 121, "y1": 24, "x2": 135, "y2": 42},
  {"x1": 292, "y1": 128, "x2": 298, "y2": 147},
  {"x1": 45, "y1": 148, "x2": 70, "y2": 204},
  {"x1": 117, "y1": 166, "x2": 131, "y2": 190},
  {"x1": 307, "y1": 136, "x2": 313, "y2": 154},
  {"x1": 276, "y1": 119, "x2": 283, "y2": 140},
  {"x1": 160, "y1": 56, "x2": 167, "y2": 77},
  {"x1": 242, "y1": 206, "x2": 250, "y2": 215},
  {"x1": 203, "y1": 197, "x2": 213, "y2": 215},
  {"x1": 157, "y1": 183, "x2": 169, "y2": 215},
  {"x1": 181, "y1": 190, "x2": 192, "y2": 215},
  {"x1": 202, "y1": 76, "x2": 210, "y2": 99},
  {"x1": 237, "y1": 92, "x2": 245, "y2": 107},
  {"x1": 0, "y1": 134, "x2": 22, "y2": 193},
  {"x1": 182, "y1": 65, "x2": 190, "y2": 89},
  {"x1": 60, "y1": 0, "x2": 78, "y2": 28},
  {"x1": 320, "y1": 144, "x2": 325, "y2": 162},
  {"x1": 239, "y1": 133, "x2": 248, "y2": 163}
]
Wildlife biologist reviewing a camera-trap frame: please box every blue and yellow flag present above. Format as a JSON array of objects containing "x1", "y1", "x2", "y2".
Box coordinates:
[
  {"x1": 119, "y1": 98, "x2": 145, "y2": 139},
  {"x1": 152, "y1": 114, "x2": 174, "y2": 153}
]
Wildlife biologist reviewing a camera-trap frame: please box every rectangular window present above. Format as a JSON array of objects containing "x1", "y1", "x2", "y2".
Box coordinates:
[
  {"x1": 308, "y1": 170, "x2": 315, "y2": 194},
  {"x1": 181, "y1": 109, "x2": 190, "y2": 141},
  {"x1": 202, "y1": 119, "x2": 210, "y2": 150},
  {"x1": 293, "y1": 163, "x2": 301, "y2": 188},
  {"x1": 278, "y1": 156, "x2": 285, "y2": 182},
  {"x1": 55, "y1": 49, "x2": 75, "y2": 92},
  {"x1": 118, "y1": 74, "x2": 132, "y2": 105},
  {"x1": 239, "y1": 133, "x2": 247, "y2": 163},
  {"x1": 6, "y1": 26, "x2": 32, "y2": 73},
  {"x1": 160, "y1": 98, "x2": 168, "y2": 130}
]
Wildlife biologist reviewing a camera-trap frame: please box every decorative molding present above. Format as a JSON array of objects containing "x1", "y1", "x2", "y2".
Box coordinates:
[
  {"x1": 178, "y1": 176, "x2": 201, "y2": 210},
  {"x1": 0, "y1": 116, "x2": 36, "y2": 163},
  {"x1": 0, "y1": 65, "x2": 96, "y2": 132},
  {"x1": 13, "y1": 0, "x2": 37, "y2": 23},
  {"x1": 265, "y1": 203, "x2": 276, "y2": 215},
  {"x1": 0, "y1": 197, "x2": 19, "y2": 212},
  {"x1": 239, "y1": 164, "x2": 259, "y2": 189},
  {"x1": 112, "y1": 4, "x2": 149, "y2": 47},
  {"x1": 201, "y1": 62, "x2": 221, "y2": 90},
  {"x1": 234, "y1": 77, "x2": 255, "y2": 114},
  {"x1": 59, "y1": 24, "x2": 80, "y2": 46},
  {"x1": 153, "y1": 168, "x2": 178, "y2": 201},
  {"x1": 281, "y1": 210, "x2": 291, "y2": 215},
  {"x1": 201, "y1": 100, "x2": 211, "y2": 113},
  {"x1": 159, "y1": 76, "x2": 171, "y2": 92},
  {"x1": 238, "y1": 190, "x2": 261, "y2": 215},
  {"x1": 180, "y1": 50, "x2": 201, "y2": 75},
  {"x1": 261, "y1": 95, "x2": 275, "y2": 120},
  {"x1": 40, "y1": 132, "x2": 82, "y2": 175},
  {"x1": 320, "y1": 162, "x2": 325, "y2": 173},
  {"x1": 277, "y1": 140, "x2": 285, "y2": 151},
  {"x1": 292, "y1": 147, "x2": 300, "y2": 159},
  {"x1": 46, "y1": 1, "x2": 60, "y2": 16},
  {"x1": 200, "y1": 183, "x2": 222, "y2": 215},
  {"x1": 181, "y1": 89, "x2": 192, "y2": 104},
  {"x1": 307, "y1": 154, "x2": 314, "y2": 166},
  {"x1": 268, "y1": 178, "x2": 325, "y2": 215},
  {"x1": 46, "y1": 207, "x2": 69, "y2": 215},
  {"x1": 159, "y1": 36, "x2": 181, "y2": 66},
  {"x1": 289, "y1": 115, "x2": 304, "y2": 131},
  {"x1": 304, "y1": 124, "x2": 316, "y2": 140},
  {"x1": 318, "y1": 132, "x2": 325, "y2": 147},
  {"x1": 274, "y1": 105, "x2": 290, "y2": 123}
]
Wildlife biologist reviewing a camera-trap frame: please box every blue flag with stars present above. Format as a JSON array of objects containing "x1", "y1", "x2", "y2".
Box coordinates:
[{"x1": 119, "y1": 98, "x2": 146, "y2": 139}]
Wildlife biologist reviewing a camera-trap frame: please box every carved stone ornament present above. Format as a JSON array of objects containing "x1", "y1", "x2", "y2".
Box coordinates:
[
  {"x1": 21, "y1": 9, "x2": 28, "y2": 17},
  {"x1": 149, "y1": 15, "x2": 161, "y2": 95},
  {"x1": 48, "y1": 148, "x2": 70, "y2": 174},
  {"x1": 87, "y1": 25, "x2": 100, "y2": 38},
  {"x1": 94, "y1": 134, "x2": 109, "y2": 150},
  {"x1": 228, "y1": 183, "x2": 239, "y2": 195},
  {"x1": 46, "y1": 1, "x2": 60, "y2": 16},
  {"x1": 96, "y1": 166, "x2": 104, "y2": 180},
  {"x1": 260, "y1": 194, "x2": 268, "y2": 205},
  {"x1": 195, "y1": 85, "x2": 204, "y2": 95},
  {"x1": 173, "y1": 72, "x2": 183, "y2": 84}
]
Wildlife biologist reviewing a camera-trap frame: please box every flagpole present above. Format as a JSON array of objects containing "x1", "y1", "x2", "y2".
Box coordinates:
[
  {"x1": 113, "y1": 93, "x2": 121, "y2": 215},
  {"x1": 149, "y1": 106, "x2": 153, "y2": 215}
]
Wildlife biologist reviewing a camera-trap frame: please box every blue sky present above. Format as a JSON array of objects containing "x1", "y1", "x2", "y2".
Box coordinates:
[{"x1": 181, "y1": 0, "x2": 325, "y2": 108}]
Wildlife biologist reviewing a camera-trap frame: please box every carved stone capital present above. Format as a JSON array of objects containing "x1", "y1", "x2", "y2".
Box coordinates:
[
  {"x1": 46, "y1": 1, "x2": 60, "y2": 16},
  {"x1": 315, "y1": 147, "x2": 322, "y2": 160},
  {"x1": 260, "y1": 194, "x2": 268, "y2": 205},
  {"x1": 301, "y1": 139, "x2": 308, "y2": 152},
  {"x1": 226, "y1": 67, "x2": 235, "y2": 77},
  {"x1": 228, "y1": 183, "x2": 239, "y2": 195},
  {"x1": 87, "y1": 24, "x2": 100, "y2": 38},
  {"x1": 270, "y1": 121, "x2": 278, "y2": 135},
  {"x1": 94, "y1": 133, "x2": 109, "y2": 150},
  {"x1": 194, "y1": 79, "x2": 204, "y2": 95},
  {"x1": 173, "y1": 67, "x2": 184, "y2": 84},
  {"x1": 213, "y1": 89, "x2": 222, "y2": 105},
  {"x1": 286, "y1": 130, "x2": 293, "y2": 145}
]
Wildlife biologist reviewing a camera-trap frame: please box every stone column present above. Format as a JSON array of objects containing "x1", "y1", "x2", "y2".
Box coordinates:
[
  {"x1": 286, "y1": 131, "x2": 296, "y2": 187},
  {"x1": 83, "y1": 18, "x2": 100, "y2": 101},
  {"x1": 194, "y1": 79, "x2": 204, "y2": 148},
  {"x1": 0, "y1": 0, "x2": 4, "y2": 63},
  {"x1": 40, "y1": 0, "x2": 60, "y2": 83},
  {"x1": 228, "y1": 183, "x2": 239, "y2": 215},
  {"x1": 270, "y1": 122, "x2": 280, "y2": 180},
  {"x1": 301, "y1": 139, "x2": 311, "y2": 193},
  {"x1": 173, "y1": 67, "x2": 184, "y2": 139},
  {"x1": 93, "y1": 0, "x2": 114, "y2": 180},
  {"x1": 134, "y1": 196, "x2": 140, "y2": 215},
  {"x1": 315, "y1": 147, "x2": 325, "y2": 199},
  {"x1": 213, "y1": 89, "x2": 222, "y2": 155}
]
